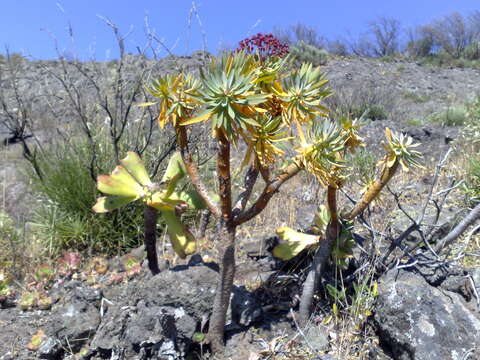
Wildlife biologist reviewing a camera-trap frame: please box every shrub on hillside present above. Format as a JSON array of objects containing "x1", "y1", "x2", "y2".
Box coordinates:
[
  {"x1": 428, "y1": 105, "x2": 468, "y2": 126},
  {"x1": 290, "y1": 41, "x2": 329, "y2": 66},
  {"x1": 27, "y1": 133, "x2": 155, "y2": 256}
]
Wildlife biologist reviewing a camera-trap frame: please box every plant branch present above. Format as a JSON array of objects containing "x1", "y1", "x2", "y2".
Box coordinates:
[
  {"x1": 434, "y1": 202, "x2": 480, "y2": 252},
  {"x1": 176, "y1": 126, "x2": 221, "y2": 218},
  {"x1": 298, "y1": 185, "x2": 339, "y2": 326},
  {"x1": 233, "y1": 160, "x2": 302, "y2": 226},
  {"x1": 232, "y1": 163, "x2": 259, "y2": 216},
  {"x1": 217, "y1": 130, "x2": 232, "y2": 221},
  {"x1": 346, "y1": 161, "x2": 399, "y2": 220}
]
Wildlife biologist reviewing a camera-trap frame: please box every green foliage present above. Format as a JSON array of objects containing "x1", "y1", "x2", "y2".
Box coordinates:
[
  {"x1": 28, "y1": 138, "x2": 146, "y2": 256},
  {"x1": 406, "y1": 118, "x2": 426, "y2": 127},
  {"x1": 348, "y1": 149, "x2": 377, "y2": 183},
  {"x1": 93, "y1": 152, "x2": 205, "y2": 258},
  {"x1": 464, "y1": 42, "x2": 480, "y2": 60},
  {"x1": 428, "y1": 105, "x2": 469, "y2": 126},
  {"x1": 325, "y1": 270, "x2": 378, "y2": 325},
  {"x1": 466, "y1": 95, "x2": 480, "y2": 123},
  {"x1": 289, "y1": 41, "x2": 329, "y2": 66},
  {"x1": 351, "y1": 104, "x2": 387, "y2": 121},
  {"x1": 0, "y1": 211, "x2": 22, "y2": 276},
  {"x1": 462, "y1": 154, "x2": 480, "y2": 205},
  {"x1": 403, "y1": 91, "x2": 430, "y2": 104},
  {"x1": 418, "y1": 53, "x2": 480, "y2": 70},
  {"x1": 273, "y1": 205, "x2": 355, "y2": 269}
]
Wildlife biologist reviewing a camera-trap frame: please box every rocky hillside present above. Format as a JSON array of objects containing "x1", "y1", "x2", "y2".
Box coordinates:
[{"x1": 0, "y1": 54, "x2": 479, "y2": 360}]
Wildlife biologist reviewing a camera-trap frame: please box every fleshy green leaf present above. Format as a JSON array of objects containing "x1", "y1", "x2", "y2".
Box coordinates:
[
  {"x1": 97, "y1": 166, "x2": 143, "y2": 197},
  {"x1": 172, "y1": 190, "x2": 206, "y2": 210},
  {"x1": 120, "y1": 152, "x2": 152, "y2": 186},
  {"x1": 160, "y1": 208, "x2": 196, "y2": 259},
  {"x1": 161, "y1": 152, "x2": 187, "y2": 184},
  {"x1": 92, "y1": 196, "x2": 137, "y2": 213},
  {"x1": 272, "y1": 226, "x2": 319, "y2": 260}
]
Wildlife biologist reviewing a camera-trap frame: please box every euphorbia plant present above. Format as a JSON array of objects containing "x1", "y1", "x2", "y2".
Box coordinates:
[{"x1": 140, "y1": 45, "x2": 422, "y2": 352}]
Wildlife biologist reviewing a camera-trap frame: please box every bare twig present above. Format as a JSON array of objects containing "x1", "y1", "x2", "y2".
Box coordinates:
[{"x1": 435, "y1": 202, "x2": 480, "y2": 252}]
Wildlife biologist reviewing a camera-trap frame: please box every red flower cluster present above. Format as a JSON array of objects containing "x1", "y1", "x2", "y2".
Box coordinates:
[{"x1": 237, "y1": 33, "x2": 289, "y2": 59}]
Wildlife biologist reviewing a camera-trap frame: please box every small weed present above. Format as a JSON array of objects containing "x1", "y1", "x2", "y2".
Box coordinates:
[
  {"x1": 403, "y1": 91, "x2": 430, "y2": 104},
  {"x1": 348, "y1": 149, "x2": 377, "y2": 183},
  {"x1": 462, "y1": 154, "x2": 480, "y2": 205},
  {"x1": 406, "y1": 118, "x2": 425, "y2": 126}
]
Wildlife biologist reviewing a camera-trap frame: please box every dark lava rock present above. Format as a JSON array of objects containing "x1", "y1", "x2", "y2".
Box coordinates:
[
  {"x1": 50, "y1": 300, "x2": 100, "y2": 353},
  {"x1": 374, "y1": 269, "x2": 480, "y2": 360},
  {"x1": 38, "y1": 337, "x2": 62, "y2": 359},
  {"x1": 230, "y1": 285, "x2": 262, "y2": 327},
  {"x1": 92, "y1": 302, "x2": 195, "y2": 359},
  {"x1": 89, "y1": 264, "x2": 218, "y2": 359}
]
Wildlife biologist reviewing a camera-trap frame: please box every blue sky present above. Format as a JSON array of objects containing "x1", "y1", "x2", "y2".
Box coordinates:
[{"x1": 1, "y1": 0, "x2": 479, "y2": 60}]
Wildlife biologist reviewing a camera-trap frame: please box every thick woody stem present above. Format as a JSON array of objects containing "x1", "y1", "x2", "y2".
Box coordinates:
[
  {"x1": 216, "y1": 130, "x2": 232, "y2": 221},
  {"x1": 207, "y1": 222, "x2": 236, "y2": 353},
  {"x1": 207, "y1": 129, "x2": 235, "y2": 353},
  {"x1": 298, "y1": 185, "x2": 339, "y2": 326},
  {"x1": 144, "y1": 206, "x2": 160, "y2": 275},
  {"x1": 176, "y1": 126, "x2": 221, "y2": 218}
]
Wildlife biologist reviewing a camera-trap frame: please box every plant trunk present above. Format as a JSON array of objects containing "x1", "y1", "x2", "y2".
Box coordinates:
[
  {"x1": 207, "y1": 222, "x2": 236, "y2": 353},
  {"x1": 207, "y1": 129, "x2": 234, "y2": 353},
  {"x1": 298, "y1": 186, "x2": 339, "y2": 327},
  {"x1": 144, "y1": 206, "x2": 160, "y2": 275}
]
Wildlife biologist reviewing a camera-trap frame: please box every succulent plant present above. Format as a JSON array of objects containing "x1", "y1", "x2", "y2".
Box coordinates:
[
  {"x1": 273, "y1": 205, "x2": 355, "y2": 269},
  {"x1": 139, "y1": 50, "x2": 423, "y2": 351},
  {"x1": 93, "y1": 151, "x2": 205, "y2": 259}
]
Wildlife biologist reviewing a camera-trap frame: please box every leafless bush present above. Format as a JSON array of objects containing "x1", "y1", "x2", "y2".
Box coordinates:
[
  {"x1": 326, "y1": 38, "x2": 349, "y2": 56},
  {"x1": 406, "y1": 26, "x2": 435, "y2": 57},
  {"x1": 430, "y1": 12, "x2": 473, "y2": 58},
  {"x1": 326, "y1": 77, "x2": 403, "y2": 121},
  {"x1": 273, "y1": 23, "x2": 326, "y2": 48},
  {"x1": 346, "y1": 17, "x2": 401, "y2": 57},
  {"x1": 368, "y1": 16, "x2": 401, "y2": 57}
]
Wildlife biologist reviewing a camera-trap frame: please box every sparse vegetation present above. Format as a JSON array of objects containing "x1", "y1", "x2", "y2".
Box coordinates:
[
  {"x1": 289, "y1": 41, "x2": 329, "y2": 66},
  {"x1": 428, "y1": 105, "x2": 469, "y2": 126},
  {"x1": 1, "y1": 9, "x2": 480, "y2": 360}
]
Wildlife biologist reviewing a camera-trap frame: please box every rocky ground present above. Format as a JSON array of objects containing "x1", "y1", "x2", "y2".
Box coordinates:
[{"x1": 1, "y1": 54, "x2": 480, "y2": 359}]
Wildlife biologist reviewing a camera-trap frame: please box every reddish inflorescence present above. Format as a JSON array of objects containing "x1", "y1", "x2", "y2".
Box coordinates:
[{"x1": 237, "y1": 33, "x2": 289, "y2": 59}]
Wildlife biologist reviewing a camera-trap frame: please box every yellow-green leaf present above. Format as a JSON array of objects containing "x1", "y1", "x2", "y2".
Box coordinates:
[
  {"x1": 172, "y1": 190, "x2": 206, "y2": 210},
  {"x1": 160, "y1": 208, "x2": 196, "y2": 258},
  {"x1": 272, "y1": 226, "x2": 319, "y2": 260},
  {"x1": 97, "y1": 166, "x2": 143, "y2": 197},
  {"x1": 180, "y1": 110, "x2": 213, "y2": 126},
  {"x1": 137, "y1": 101, "x2": 158, "y2": 107},
  {"x1": 92, "y1": 196, "x2": 137, "y2": 213},
  {"x1": 120, "y1": 152, "x2": 152, "y2": 186},
  {"x1": 161, "y1": 152, "x2": 187, "y2": 190}
]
